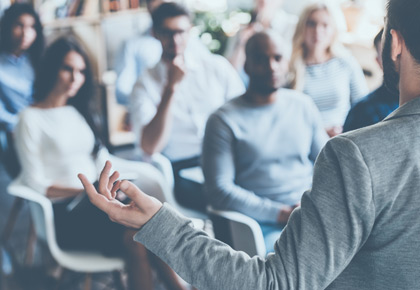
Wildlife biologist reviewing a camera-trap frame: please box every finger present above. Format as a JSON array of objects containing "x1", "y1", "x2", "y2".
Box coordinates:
[
  {"x1": 108, "y1": 171, "x2": 120, "y2": 190},
  {"x1": 98, "y1": 161, "x2": 113, "y2": 199},
  {"x1": 78, "y1": 173, "x2": 112, "y2": 212},
  {"x1": 119, "y1": 180, "x2": 147, "y2": 208},
  {"x1": 111, "y1": 180, "x2": 121, "y2": 199}
]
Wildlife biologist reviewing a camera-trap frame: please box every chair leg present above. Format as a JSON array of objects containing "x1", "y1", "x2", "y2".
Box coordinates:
[
  {"x1": 1, "y1": 198, "x2": 24, "y2": 244},
  {"x1": 54, "y1": 267, "x2": 65, "y2": 290},
  {"x1": 84, "y1": 273, "x2": 91, "y2": 290},
  {"x1": 24, "y1": 221, "x2": 36, "y2": 266},
  {"x1": 112, "y1": 270, "x2": 125, "y2": 290}
]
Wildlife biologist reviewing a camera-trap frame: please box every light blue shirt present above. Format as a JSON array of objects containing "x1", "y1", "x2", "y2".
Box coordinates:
[
  {"x1": 0, "y1": 52, "x2": 34, "y2": 131},
  {"x1": 115, "y1": 30, "x2": 162, "y2": 105}
]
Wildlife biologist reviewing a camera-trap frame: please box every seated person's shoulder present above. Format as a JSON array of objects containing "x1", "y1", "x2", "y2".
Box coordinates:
[
  {"x1": 198, "y1": 53, "x2": 235, "y2": 72},
  {"x1": 207, "y1": 96, "x2": 245, "y2": 123},
  {"x1": 333, "y1": 54, "x2": 363, "y2": 72},
  {"x1": 279, "y1": 88, "x2": 317, "y2": 108}
]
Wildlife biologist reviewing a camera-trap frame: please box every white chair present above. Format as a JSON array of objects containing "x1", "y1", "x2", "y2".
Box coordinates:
[
  {"x1": 7, "y1": 181, "x2": 126, "y2": 290},
  {"x1": 207, "y1": 206, "x2": 266, "y2": 257}
]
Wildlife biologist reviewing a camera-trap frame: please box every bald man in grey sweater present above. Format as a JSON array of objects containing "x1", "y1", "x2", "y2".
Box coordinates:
[{"x1": 201, "y1": 31, "x2": 328, "y2": 253}]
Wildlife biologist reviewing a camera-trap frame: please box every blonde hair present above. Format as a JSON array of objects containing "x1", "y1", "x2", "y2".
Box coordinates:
[{"x1": 289, "y1": 2, "x2": 347, "y2": 91}]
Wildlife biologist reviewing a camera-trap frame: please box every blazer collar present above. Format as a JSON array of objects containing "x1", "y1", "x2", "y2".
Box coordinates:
[{"x1": 383, "y1": 96, "x2": 420, "y2": 121}]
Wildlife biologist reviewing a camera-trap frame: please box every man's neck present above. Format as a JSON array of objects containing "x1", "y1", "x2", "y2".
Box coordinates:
[
  {"x1": 305, "y1": 48, "x2": 331, "y2": 65},
  {"x1": 243, "y1": 87, "x2": 278, "y2": 105},
  {"x1": 398, "y1": 52, "x2": 420, "y2": 105}
]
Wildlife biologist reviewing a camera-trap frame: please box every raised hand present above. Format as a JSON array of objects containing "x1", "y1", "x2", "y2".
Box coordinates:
[
  {"x1": 78, "y1": 161, "x2": 163, "y2": 229},
  {"x1": 167, "y1": 55, "x2": 186, "y2": 88}
]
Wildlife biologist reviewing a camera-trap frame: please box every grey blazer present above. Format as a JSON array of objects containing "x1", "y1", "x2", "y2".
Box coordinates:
[{"x1": 135, "y1": 97, "x2": 420, "y2": 290}]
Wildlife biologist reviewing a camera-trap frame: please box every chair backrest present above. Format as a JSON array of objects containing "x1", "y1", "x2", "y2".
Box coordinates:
[
  {"x1": 7, "y1": 182, "x2": 125, "y2": 273},
  {"x1": 207, "y1": 206, "x2": 266, "y2": 257},
  {"x1": 7, "y1": 182, "x2": 60, "y2": 255}
]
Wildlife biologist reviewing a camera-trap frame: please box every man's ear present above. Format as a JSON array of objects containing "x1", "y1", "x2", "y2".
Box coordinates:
[{"x1": 390, "y1": 29, "x2": 404, "y2": 61}]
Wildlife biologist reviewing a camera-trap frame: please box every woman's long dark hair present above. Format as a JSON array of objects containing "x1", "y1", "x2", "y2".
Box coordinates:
[
  {"x1": 33, "y1": 37, "x2": 103, "y2": 154},
  {"x1": 0, "y1": 3, "x2": 44, "y2": 68}
]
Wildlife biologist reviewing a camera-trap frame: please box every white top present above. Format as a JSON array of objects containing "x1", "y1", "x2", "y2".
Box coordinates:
[
  {"x1": 115, "y1": 28, "x2": 211, "y2": 105},
  {"x1": 130, "y1": 52, "x2": 245, "y2": 161},
  {"x1": 303, "y1": 56, "x2": 369, "y2": 127},
  {"x1": 14, "y1": 106, "x2": 107, "y2": 195}
]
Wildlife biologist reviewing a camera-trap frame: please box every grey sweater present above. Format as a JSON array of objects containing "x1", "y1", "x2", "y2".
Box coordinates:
[
  {"x1": 202, "y1": 90, "x2": 328, "y2": 223},
  {"x1": 135, "y1": 97, "x2": 420, "y2": 289}
]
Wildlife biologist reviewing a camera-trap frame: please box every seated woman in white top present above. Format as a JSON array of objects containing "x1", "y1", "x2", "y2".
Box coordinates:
[
  {"x1": 14, "y1": 37, "x2": 186, "y2": 290},
  {"x1": 289, "y1": 2, "x2": 368, "y2": 137}
]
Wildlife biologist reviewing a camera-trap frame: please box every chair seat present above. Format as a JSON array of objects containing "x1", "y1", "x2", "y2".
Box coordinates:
[{"x1": 54, "y1": 250, "x2": 124, "y2": 273}]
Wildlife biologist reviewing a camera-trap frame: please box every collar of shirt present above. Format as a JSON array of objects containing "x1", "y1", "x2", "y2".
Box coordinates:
[
  {"x1": 155, "y1": 50, "x2": 200, "y2": 78},
  {"x1": 0, "y1": 52, "x2": 30, "y2": 66}
]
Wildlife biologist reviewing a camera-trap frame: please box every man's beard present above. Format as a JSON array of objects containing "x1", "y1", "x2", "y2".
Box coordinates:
[
  {"x1": 249, "y1": 74, "x2": 284, "y2": 96},
  {"x1": 382, "y1": 30, "x2": 400, "y2": 96}
]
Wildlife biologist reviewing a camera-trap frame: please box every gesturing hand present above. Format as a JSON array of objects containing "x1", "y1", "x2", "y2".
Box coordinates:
[{"x1": 78, "y1": 161, "x2": 163, "y2": 229}]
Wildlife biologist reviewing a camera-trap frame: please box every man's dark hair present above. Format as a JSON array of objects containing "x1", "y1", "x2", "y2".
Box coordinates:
[
  {"x1": 373, "y1": 28, "x2": 383, "y2": 51},
  {"x1": 0, "y1": 3, "x2": 44, "y2": 68},
  {"x1": 33, "y1": 37, "x2": 102, "y2": 152},
  {"x1": 151, "y1": 2, "x2": 190, "y2": 31},
  {"x1": 387, "y1": 0, "x2": 420, "y2": 63}
]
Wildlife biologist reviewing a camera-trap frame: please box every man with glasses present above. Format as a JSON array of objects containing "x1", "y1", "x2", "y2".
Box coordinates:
[{"x1": 130, "y1": 2, "x2": 245, "y2": 212}]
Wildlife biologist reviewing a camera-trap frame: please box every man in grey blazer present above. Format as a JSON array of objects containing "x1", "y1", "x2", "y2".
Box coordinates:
[{"x1": 79, "y1": 0, "x2": 420, "y2": 288}]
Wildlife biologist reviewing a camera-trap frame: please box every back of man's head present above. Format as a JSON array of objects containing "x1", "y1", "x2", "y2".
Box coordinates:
[
  {"x1": 151, "y1": 2, "x2": 190, "y2": 32},
  {"x1": 387, "y1": 0, "x2": 420, "y2": 64}
]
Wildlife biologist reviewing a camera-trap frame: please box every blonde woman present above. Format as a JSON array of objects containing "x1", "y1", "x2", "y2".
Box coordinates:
[{"x1": 289, "y1": 2, "x2": 368, "y2": 137}]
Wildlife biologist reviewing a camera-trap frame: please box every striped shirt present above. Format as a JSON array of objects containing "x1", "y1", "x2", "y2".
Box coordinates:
[{"x1": 303, "y1": 56, "x2": 368, "y2": 127}]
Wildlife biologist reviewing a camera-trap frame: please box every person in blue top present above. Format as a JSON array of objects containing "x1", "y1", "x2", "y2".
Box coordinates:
[
  {"x1": 0, "y1": 3, "x2": 44, "y2": 133},
  {"x1": 0, "y1": 3, "x2": 44, "y2": 172},
  {"x1": 343, "y1": 29, "x2": 399, "y2": 132}
]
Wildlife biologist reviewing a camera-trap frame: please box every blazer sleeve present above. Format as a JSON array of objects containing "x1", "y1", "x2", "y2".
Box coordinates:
[{"x1": 135, "y1": 135, "x2": 376, "y2": 290}]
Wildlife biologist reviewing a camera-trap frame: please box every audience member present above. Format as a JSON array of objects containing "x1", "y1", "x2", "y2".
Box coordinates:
[
  {"x1": 115, "y1": 0, "x2": 208, "y2": 105},
  {"x1": 80, "y1": 0, "x2": 420, "y2": 288},
  {"x1": 343, "y1": 28, "x2": 399, "y2": 132},
  {"x1": 225, "y1": 0, "x2": 297, "y2": 85},
  {"x1": 203, "y1": 31, "x2": 328, "y2": 253},
  {"x1": 0, "y1": 3, "x2": 44, "y2": 160},
  {"x1": 14, "y1": 37, "x2": 186, "y2": 290},
  {"x1": 130, "y1": 2, "x2": 245, "y2": 211},
  {"x1": 289, "y1": 2, "x2": 368, "y2": 137}
]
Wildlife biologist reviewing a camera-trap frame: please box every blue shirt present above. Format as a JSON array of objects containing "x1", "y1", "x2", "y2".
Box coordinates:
[
  {"x1": 343, "y1": 83, "x2": 399, "y2": 132},
  {"x1": 115, "y1": 30, "x2": 162, "y2": 105},
  {"x1": 0, "y1": 52, "x2": 35, "y2": 132}
]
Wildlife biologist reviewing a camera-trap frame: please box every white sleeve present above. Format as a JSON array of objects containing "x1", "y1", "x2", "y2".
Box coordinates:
[
  {"x1": 14, "y1": 112, "x2": 52, "y2": 195},
  {"x1": 129, "y1": 75, "x2": 158, "y2": 148},
  {"x1": 217, "y1": 56, "x2": 246, "y2": 101}
]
